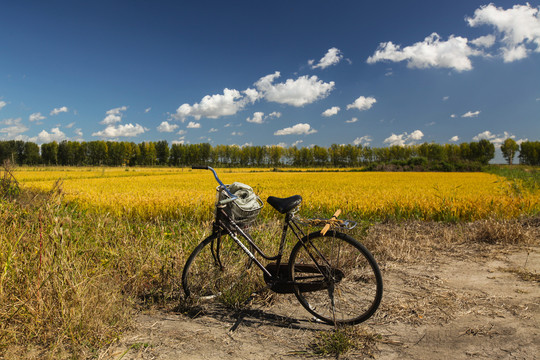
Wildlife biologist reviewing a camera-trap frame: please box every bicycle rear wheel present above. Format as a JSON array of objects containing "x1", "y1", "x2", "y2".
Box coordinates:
[
  {"x1": 182, "y1": 232, "x2": 259, "y2": 309},
  {"x1": 289, "y1": 230, "x2": 383, "y2": 325}
]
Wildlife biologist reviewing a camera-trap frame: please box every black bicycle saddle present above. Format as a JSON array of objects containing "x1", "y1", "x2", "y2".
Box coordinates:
[{"x1": 267, "y1": 195, "x2": 302, "y2": 214}]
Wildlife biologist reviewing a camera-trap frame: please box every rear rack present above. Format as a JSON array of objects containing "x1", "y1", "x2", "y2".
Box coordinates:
[{"x1": 293, "y1": 215, "x2": 357, "y2": 231}]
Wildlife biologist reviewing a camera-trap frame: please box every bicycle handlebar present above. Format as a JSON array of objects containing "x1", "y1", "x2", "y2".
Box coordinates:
[{"x1": 192, "y1": 165, "x2": 237, "y2": 202}]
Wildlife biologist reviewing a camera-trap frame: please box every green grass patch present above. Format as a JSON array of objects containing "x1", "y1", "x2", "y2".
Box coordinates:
[
  {"x1": 309, "y1": 327, "x2": 380, "y2": 358},
  {"x1": 486, "y1": 165, "x2": 539, "y2": 194}
]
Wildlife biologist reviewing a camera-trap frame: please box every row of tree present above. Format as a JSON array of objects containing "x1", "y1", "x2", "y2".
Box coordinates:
[{"x1": 1, "y1": 139, "x2": 539, "y2": 168}]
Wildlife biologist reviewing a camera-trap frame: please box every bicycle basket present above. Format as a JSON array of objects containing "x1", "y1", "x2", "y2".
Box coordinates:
[{"x1": 217, "y1": 182, "x2": 263, "y2": 227}]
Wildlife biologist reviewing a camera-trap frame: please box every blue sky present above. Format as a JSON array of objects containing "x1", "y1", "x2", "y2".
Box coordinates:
[{"x1": 1, "y1": 1, "x2": 539, "y2": 161}]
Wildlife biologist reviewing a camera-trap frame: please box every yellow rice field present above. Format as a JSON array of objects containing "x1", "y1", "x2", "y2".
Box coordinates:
[{"x1": 16, "y1": 167, "x2": 539, "y2": 221}]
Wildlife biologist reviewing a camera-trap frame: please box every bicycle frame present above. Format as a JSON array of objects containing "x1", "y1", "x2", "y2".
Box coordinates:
[
  {"x1": 212, "y1": 206, "x2": 306, "y2": 280},
  {"x1": 212, "y1": 205, "x2": 340, "y2": 291}
]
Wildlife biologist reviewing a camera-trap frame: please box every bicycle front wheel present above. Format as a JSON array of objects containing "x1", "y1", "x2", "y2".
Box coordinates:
[
  {"x1": 289, "y1": 230, "x2": 383, "y2": 325},
  {"x1": 182, "y1": 232, "x2": 259, "y2": 309}
]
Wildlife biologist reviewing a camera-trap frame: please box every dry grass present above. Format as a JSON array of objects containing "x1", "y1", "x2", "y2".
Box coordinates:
[
  {"x1": 469, "y1": 218, "x2": 537, "y2": 245},
  {"x1": 0, "y1": 184, "x2": 195, "y2": 358},
  {"x1": 0, "y1": 188, "x2": 131, "y2": 358},
  {"x1": 362, "y1": 217, "x2": 539, "y2": 265}
]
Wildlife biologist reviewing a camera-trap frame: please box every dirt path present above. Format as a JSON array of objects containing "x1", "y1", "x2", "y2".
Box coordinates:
[{"x1": 101, "y1": 245, "x2": 539, "y2": 360}]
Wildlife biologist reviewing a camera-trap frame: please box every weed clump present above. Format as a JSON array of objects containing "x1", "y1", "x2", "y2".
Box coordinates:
[{"x1": 309, "y1": 326, "x2": 380, "y2": 358}]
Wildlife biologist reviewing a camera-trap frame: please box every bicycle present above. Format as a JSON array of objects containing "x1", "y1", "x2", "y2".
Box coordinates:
[{"x1": 182, "y1": 166, "x2": 383, "y2": 325}]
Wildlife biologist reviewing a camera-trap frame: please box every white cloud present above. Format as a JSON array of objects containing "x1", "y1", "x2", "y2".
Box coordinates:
[
  {"x1": 177, "y1": 130, "x2": 187, "y2": 135},
  {"x1": 246, "y1": 111, "x2": 265, "y2": 124},
  {"x1": 209, "y1": 128, "x2": 218, "y2": 133},
  {"x1": 145, "y1": 107, "x2": 151, "y2": 113},
  {"x1": 74, "y1": 128, "x2": 83, "y2": 137},
  {"x1": 0, "y1": 101, "x2": 6, "y2": 110},
  {"x1": 462, "y1": 110, "x2": 481, "y2": 118},
  {"x1": 500, "y1": 44, "x2": 528, "y2": 62},
  {"x1": 346, "y1": 96, "x2": 377, "y2": 111},
  {"x1": 101, "y1": 106, "x2": 127, "y2": 125},
  {"x1": 1, "y1": 118, "x2": 21, "y2": 126},
  {"x1": 50, "y1": 106, "x2": 68, "y2": 116},
  {"x1": 310, "y1": 47, "x2": 343, "y2": 69},
  {"x1": 471, "y1": 34, "x2": 496, "y2": 48},
  {"x1": 409, "y1": 130, "x2": 424, "y2": 140},
  {"x1": 274, "y1": 123, "x2": 317, "y2": 136},
  {"x1": 172, "y1": 139, "x2": 185, "y2": 145},
  {"x1": 443, "y1": 96, "x2": 450, "y2": 101},
  {"x1": 92, "y1": 123, "x2": 147, "y2": 138},
  {"x1": 268, "y1": 111, "x2": 282, "y2": 118},
  {"x1": 187, "y1": 121, "x2": 201, "y2": 129},
  {"x1": 157, "y1": 121, "x2": 179, "y2": 132},
  {"x1": 292, "y1": 139, "x2": 304, "y2": 147},
  {"x1": 29, "y1": 112, "x2": 46, "y2": 122},
  {"x1": 65, "y1": 122, "x2": 75, "y2": 128},
  {"x1": 32, "y1": 127, "x2": 66, "y2": 143},
  {"x1": 346, "y1": 117, "x2": 358, "y2": 123},
  {"x1": 449, "y1": 135, "x2": 459, "y2": 142},
  {"x1": 383, "y1": 130, "x2": 424, "y2": 146},
  {"x1": 173, "y1": 88, "x2": 257, "y2": 121},
  {"x1": 231, "y1": 131, "x2": 244, "y2": 136},
  {"x1": 353, "y1": 135, "x2": 372, "y2": 146},
  {"x1": 109, "y1": 106, "x2": 128, "y2": 114},
  {"x1": 322, "y1": 106, "x2": 340, "y2": 117},
  {"x1": 367, "y1": 33, "x2": 478, "y2": 72},
  {"x1": 473, "y1": 130, "x2": 496, "y2": 141},
  {"x1": 472, "y1": 130, "x2": 519, "y2": 147},
  {"x1": 467, "y1": 3, "x2": 540, "y2": 62},
  {"x1": 101, "y1": 115, "x2": 121, "y2": 125},
  {"x1": 243, "y1": 88, "x2": 260, "y2": 103},
  {"x1": 254, "y1": 71, "x2": 334, "y2": 107},
  {"x1": 0, "y1": 118, "x2": 28, "y2": 138},
  {"x1": 450, "y1": 114, "x2": 457, "y2": 118}
]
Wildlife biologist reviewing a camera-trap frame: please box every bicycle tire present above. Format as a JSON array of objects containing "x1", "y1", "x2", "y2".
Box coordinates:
[
  {"x1": 182, "y1": 233, "x2": 259, "y2": 309},
  {"x1": 289, "y1": 230, "x2": 383, "y2": 325}
]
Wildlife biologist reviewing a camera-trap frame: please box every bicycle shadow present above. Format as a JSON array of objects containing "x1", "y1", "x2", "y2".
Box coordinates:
[{"x1": 177, "y1": 303, "x2": 327, "y2": 332}]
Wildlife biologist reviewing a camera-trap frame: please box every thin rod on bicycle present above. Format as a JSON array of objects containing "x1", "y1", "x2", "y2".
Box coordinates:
[
  {"x1": 198, "y1": 166, "x2": 237, "y2": 200},
  {"x1": 217, "y1": 214, "x2": 281, "y2": 261}
]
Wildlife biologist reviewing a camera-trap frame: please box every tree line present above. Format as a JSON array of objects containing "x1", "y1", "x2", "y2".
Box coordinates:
[{"x1": 0, "y1": 139, "x2": 539, "y2": 168}]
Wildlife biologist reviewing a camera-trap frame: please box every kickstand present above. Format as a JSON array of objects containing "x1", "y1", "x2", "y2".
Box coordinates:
[{"x1": 229, "y1": 311, "x2": 246, "y2": 332}]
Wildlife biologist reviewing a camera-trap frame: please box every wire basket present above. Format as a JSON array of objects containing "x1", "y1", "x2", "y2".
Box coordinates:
[{"x1": 216, "y1": 185, "x2": 264, "y2": 227}]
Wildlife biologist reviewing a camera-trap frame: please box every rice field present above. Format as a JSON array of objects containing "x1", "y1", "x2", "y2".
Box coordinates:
[{"x1": 16, "y1": 167, "x2": 540, "y2": 221}]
